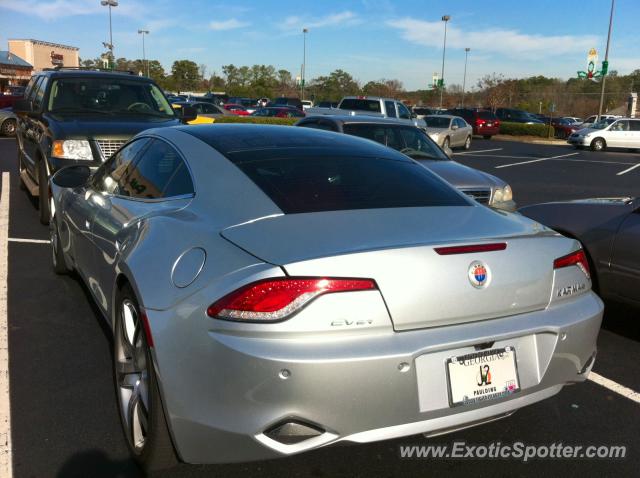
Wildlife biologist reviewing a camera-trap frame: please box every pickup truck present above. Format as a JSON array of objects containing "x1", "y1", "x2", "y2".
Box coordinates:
[{"x1": 306, "y1": 96, "x2": 426, "y2": 128}]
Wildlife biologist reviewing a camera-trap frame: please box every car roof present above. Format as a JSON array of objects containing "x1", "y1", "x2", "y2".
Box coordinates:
[
  {"x1": 38, "y1": 69, "x2": 153, "y2": 82},
  {"x1": 176, "y1": 124, "x2": 413, "y2": 160},
  {"x1": 426, "y1": 114, "x2": 456, "y2": 120}
]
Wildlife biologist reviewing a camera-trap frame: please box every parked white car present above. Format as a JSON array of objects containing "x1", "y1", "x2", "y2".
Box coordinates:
[
  {"x1": 301, "y1": 100, "x2": 314, "y2": 110},
  {"x1": 568, "y1": 117, "x2": 640, "y2": 151}
]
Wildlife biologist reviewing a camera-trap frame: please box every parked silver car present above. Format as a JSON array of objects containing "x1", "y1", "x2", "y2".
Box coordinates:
[
  {"x1": 568, "y1": 117, "x2": 640, "y2": 151},
  {"x1": 424, "y1": 114, "x2": 473, "y2": 149},
  {"x1": 49, "y1": 125, "x2": 602, "y2": 471},
  {"x1": 0, "y1": 108, "x2": 16, "y2": 136},
  {"x1": 295, "y1": 115, "x2": 515, "y2": 211}
]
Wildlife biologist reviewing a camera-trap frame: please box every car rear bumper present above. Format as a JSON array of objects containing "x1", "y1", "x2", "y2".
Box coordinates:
[
  {"x1": 473, "y1": 126, "x2": 500, "y2": 136},
  {"x1": 150, "y1": 291, "x2": 603, "y2": 464}
]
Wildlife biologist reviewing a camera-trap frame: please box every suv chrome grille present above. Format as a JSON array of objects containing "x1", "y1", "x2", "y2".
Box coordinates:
[
  {"x1": 95, "y1": 139, "x2": 126, "y2": 160},
  {"x1": 460, "y1": 188, "x2": 492, "y2": 204}
]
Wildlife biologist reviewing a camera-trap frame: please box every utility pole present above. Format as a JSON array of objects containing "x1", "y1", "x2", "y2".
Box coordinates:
[
  {"x1": 100, "y1": 0, "x2": 118, "y2": 68},
  {"x1": 597, "y1": 0, "x2": 615, "y2": 120},
  {"x1": 439, "y1": 15, "x2": 450, "y2": 109},
  {"x1": 302, "y1": 28, "x2": 308, "y2": 101},
  {"x1": 461, "y1": 47, "x2": 470, "y2": 107}
]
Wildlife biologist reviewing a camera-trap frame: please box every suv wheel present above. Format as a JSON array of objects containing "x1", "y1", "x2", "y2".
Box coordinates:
[
  {"x1": 37, "y1": 160, "x2": 51, "y2": 225},
  {"x1": 1, "y1": 118, "x2": 16, "y2": 137},
  {"x1": 590, "y1": 138, "x2": 606, "y2": 151},
  {"x1": 114, "y1": 284, "x2": 179, "y2": 472}
]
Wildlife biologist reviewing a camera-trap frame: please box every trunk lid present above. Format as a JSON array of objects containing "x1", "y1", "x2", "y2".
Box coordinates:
[{"x1": 221, "y1": 206, "x2": 573, "y2": 330}]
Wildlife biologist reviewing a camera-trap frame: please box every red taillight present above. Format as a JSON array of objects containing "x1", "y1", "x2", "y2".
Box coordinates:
[
  {"x1": 494, "y1": 120, "x2": 500, "y2": 126},
  {"x1": 475, "y1": 119, "x2": 486, "y2": 126},
  {"x1": 207, "y1": 277, "x2": 377, "y2": 322},
  {"x1": 434, "y1": 243, "x2": 507, "y2": 255},
  {"x1": 553, "y1": 249, "x2": 590, "y2": 278}
]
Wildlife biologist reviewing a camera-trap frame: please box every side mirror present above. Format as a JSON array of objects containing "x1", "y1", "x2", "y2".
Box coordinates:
[
  {"x1": 451, "y1": 124, "x2": 459, "y2": 130},
  {"x1": 13, "y1": 99, "x2": 33, "y2": 114},
  {"x1": 51, "y1": 165, "x2": 91, "y2": 188},
  {"x1": 443, "y1": 146, "x2": 453, "y2": 158},
  {"x1": 410, "y1": 112, "x2": 417, "y2": 119},
  {"x1": 179, "y1": 105, "x2": 198, "y2": 124}
]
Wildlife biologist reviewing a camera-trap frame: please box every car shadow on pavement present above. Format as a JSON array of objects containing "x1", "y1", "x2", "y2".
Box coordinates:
[
  {"x1": 56, "y1": 449, "x2": 139, "y2": 478},
  {"x1": 602, "y1": 300, "x2": 640, "y2": 342}
]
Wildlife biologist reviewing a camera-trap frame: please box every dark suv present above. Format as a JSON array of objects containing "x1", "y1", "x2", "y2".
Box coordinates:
[
  {"x1": 14, "y1": 68, "x2": 195, "y2": 224},
  {"x1": 445, "y1": 108, "x2": 500, "y2": 139},
  {"x1": 494, "y1": 108, "x2": 544, "y2": 124}
]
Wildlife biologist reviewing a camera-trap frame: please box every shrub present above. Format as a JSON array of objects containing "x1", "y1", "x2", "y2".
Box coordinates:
[
  {"x1": 499, "y1": 121, "x2": 554, "y2": 138},
  {"x1": 212, "y1": 116, "x2": 298, "y2": 126}
]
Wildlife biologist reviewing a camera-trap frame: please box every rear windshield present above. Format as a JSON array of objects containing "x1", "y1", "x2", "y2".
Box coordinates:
[
  {"x1": 478, "y1": 111, "x2": 497, "y2": 120},
  {"x1": 229, "y1": 154, "x2": 468, "y2": 214},
  {"x1": 424, "y1": 117, "x2": 451, "y2": 128},
  {"x1": 339, "y1": 99, "x2": 381, "y2": 112}
]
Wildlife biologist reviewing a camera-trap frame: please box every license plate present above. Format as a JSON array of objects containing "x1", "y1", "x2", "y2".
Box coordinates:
[
  {"x1": 486, "y1": 122, "x2": 493, "y2": 127},
  {"x1": 446, "y1": 347, "x2": 520, "y2": 407}
]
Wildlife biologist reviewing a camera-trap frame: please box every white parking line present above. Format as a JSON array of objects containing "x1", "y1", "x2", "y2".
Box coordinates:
[
  {"x1": 588, "y1": 372, "x2": 640, "y2": 405},
  {"x1": 0, "y1": 172, "x2": 12, "y2": 478},
  {"x1": 495, "y1": 152, "x2": 580, "y2": 169},
  {"x1": 454, "y1": 148, "x2": 503, "y2": 155},
  {"x1": 616, "y1": 162, "x2": 640, "y2": 176},
  {"x1": 8, "y1": 238, "x2": 49, "y2": 244}
]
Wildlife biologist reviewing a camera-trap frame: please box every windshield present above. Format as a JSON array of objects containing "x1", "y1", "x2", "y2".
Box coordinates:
[
  {"x1": 424, "y1": 116, "x2": 451, "y2": 128},
  {"x1": 591, "y1": 118, "x2": 616, "y2": 129},
  {"x1": 47, "y1": 78, "x2": 175, "y2": 117}
]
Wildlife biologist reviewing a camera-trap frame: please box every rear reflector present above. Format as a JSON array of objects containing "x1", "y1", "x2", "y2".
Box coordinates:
[
  {"x1": 207, "y1": 277, "x2": 377, "y2": 322},
  {"x1": 434, "y1": 243, "x2": 507, "y2": 255},
  {"x1": 553, "y1": 249, "x2": 590, "y2": 278}
]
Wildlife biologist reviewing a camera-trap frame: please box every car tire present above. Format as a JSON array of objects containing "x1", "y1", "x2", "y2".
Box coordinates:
[
  {"x1": 1, "y1": 118, "x2": 16, "y2": 137},
  {"x1": 37, "y1": 159, "x2": 51, "y2": 225},
  {"x1": 590, "y1": 138, "x2": 605, "y2": 151},
  {"x1": 464, "y1": 136, "x2": 471, "y2": 150},
  {"x1": 114, "y1": 284, "x2": 179, "y2": 473},
  {"x1": 50, "y1": 215, "x2": 70, "y2": 275},
  {"x1": 483, "y1": 135, "x2": 492, "y2": 140},
  {"x1": 442, "y1": 137, "x2": 450, "y2": 149}
]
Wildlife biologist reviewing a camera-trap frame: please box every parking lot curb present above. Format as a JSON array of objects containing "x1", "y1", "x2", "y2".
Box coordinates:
[{"x1": 492, "y1": 135, "x2": 571, "y2": 147}]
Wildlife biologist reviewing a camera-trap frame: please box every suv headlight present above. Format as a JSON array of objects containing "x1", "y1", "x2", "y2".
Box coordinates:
[
  {"x1": 493, "y1": 185, "x2": 513, "y2": 204},
  {"x1": 52, "y1": 140, "x2": 94, "y2": 160}
]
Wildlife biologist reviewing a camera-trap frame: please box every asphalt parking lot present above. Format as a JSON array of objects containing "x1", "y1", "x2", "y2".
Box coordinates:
[{"x1": 0, "y1": 136, "x2": 639, "y2": 478}]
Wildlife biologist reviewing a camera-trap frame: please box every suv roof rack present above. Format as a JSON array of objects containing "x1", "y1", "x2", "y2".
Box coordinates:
[{"x1": 42, "y1": 66, "x2": 136, "y2": 75}]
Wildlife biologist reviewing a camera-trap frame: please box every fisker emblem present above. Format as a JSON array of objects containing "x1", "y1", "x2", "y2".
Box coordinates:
[{"x1": 468, "y1": 261, "x2": 491, "y2": 289}]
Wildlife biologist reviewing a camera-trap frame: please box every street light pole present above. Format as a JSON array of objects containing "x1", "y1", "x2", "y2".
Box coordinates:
[
  {"x1": 302, "y1": 28, "x2": 308, "y2": 101},
  {"x1": 100, "y1": 0, "x2": 118, "y2": 68},
  {"x1": 597, "y1": 0, "x2": 616, "y2": 120},
  {"x1": 138, "y1": 29, "x2": 150, "y2": 76},
  {"x1": 461, "y1": 47, "x2": 470, "y2": 107},
  {"x1": 439, "y1": 15, "x2": 450, "y2": 109}
]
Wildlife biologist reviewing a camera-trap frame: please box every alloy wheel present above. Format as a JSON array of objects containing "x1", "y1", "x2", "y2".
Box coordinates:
[{"x1": 115, "y1": 300, "x2": 150, "y2": 453}]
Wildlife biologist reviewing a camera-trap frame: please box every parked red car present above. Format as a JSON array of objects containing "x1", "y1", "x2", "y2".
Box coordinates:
[
  {"x1": 223, "y1": 103, "x2": 250, "y2": 116},
  {"x1": 551, "y1": 118, "x2": 580, "y2": 139},
  {"x1": 445, "y1": 108, "x2": 500, "y2": 139},
  {"x1": 251, "y1": 107, "x2": 305, "y2": 118}
]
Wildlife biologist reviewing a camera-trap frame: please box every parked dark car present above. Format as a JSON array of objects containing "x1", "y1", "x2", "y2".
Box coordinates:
[
  {"x1": 445, "y1": 108, "x2": 501, "y2": 139},
  {"x1": 295, "y1": 115, "x2": 516, "y2": 211},
  {"x1": 251, "y1": 107, "x2": 305, "y2": 118},
  {"x1": 520, "y1": 197, "x2": 640, "y2": 306},
  {"x1": 14, "y1": 68, "x2": 195, "y2": 224},
  {"x1": 316, "y1": 101, "x2": 338, "y2": 108},
  {"x1": 0, "y1": 90, "x2": 24, "y2": 109},
  {"x1": 495, "y1": 108, "x2": 544, "y2": 124},
  {"x1": 270, "y1": 97, "x2": 303, "y2": 110}
]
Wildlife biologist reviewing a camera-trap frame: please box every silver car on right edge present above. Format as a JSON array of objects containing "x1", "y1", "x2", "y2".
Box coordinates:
[{"x1": 49, "y1": 125, "x2": 602, "y2": 471}]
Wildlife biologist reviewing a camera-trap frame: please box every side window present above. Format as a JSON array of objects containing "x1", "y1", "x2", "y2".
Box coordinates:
[
  {"x1": 201, "y1": 103, "x2": 216, "y2": 114},
  {"x1": 32, "y1": 76, "x2": 49, "y2": 110},
  {"x1": 397, "y1": 103, "x2": 411, "y2": 119},
  {"x1": 385, "y1": 127, "x2": 404, "y2": 150},
  {"x1": 385, "y1": 101, "x2": 397, "y2": 118},
  {"x1": 122, "y1": 139, "x2": 194, "y2": 199},
  {"x1": 26, "y1": 76, "x2": 43, "y2": 103},
  {"x1": 24, "y1": 76, "x2": 39, "y2": 101},
  {"x1": 455, "y1": 118, "x2": 466, "y2": 128},
  {"x1": 629, "y1": 120, "x2": 640, "y2": 131},
  {"x1": 93, "y1": 138, "x2": 150, "y2": 195},
  {"x1": 612, "y1": 120, "x2": 628, "y2": 131}
]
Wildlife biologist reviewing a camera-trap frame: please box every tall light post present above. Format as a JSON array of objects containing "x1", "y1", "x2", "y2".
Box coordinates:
[
  {"x1": 302, "y1": 28, "x2": 308, "y2": 101},
  {"x1": 100, "y1": 0, "x2": 118, "y2": 68},
  {"x1": 439, "y1": 15, "x2": 450, "y2": 109},
  {"x1": 461, "y1": 47, "x2": 470, "y2": 107},
  {"x1": 597, "y1": 0, "x2": 616, "y2": 120},
  {"x1": 138, "y1": 29, "x2": 150, "y2": 77}
]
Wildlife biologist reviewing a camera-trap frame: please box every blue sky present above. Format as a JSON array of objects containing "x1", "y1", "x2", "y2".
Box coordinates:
[{"x1": 1, "y1": 0, "x2": 638, "y2": 90}]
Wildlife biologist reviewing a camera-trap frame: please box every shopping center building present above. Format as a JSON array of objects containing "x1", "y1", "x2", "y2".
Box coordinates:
[
  {"x1": 0, "y1": 51, "x2": 33, "y2": 92},
  {"x1": 8, "y1": 39, "x2": 79, "y2": 73}
]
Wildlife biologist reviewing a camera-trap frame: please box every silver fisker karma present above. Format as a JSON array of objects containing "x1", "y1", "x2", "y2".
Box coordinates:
[{"x1": 49, "y1": 124, "x2": 603, "y2": 471}]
